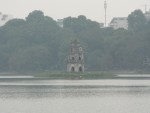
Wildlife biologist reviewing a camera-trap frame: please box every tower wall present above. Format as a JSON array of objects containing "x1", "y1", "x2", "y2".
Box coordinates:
[{"x1": 67, "y1": 63, "x2": 84, "y2": 72}]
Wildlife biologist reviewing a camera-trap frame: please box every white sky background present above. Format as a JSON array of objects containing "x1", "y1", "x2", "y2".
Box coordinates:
[{"x1": 0, "y1": 0, "x2": 149, "y2": 24}]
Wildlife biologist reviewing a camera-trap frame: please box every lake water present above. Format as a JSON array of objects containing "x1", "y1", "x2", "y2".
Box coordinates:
[{"x1": 0, "y1": 76, "x2": 150, "y2": 113}]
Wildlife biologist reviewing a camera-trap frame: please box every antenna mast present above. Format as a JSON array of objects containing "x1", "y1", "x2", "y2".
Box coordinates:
[
  {"x1": 144, "y1": 4, "x2": 147, "y2": 13},
  {"x1": 104, "y1": 0, "x2": 107, "y2": 27}
]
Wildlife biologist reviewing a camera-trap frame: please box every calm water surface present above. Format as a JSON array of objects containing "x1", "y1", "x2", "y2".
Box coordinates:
[{"x1": 0, "y1": 76, "x2": 150, "y2": 113}]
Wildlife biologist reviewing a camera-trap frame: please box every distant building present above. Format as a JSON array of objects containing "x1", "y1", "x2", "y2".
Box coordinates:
[
  {"x1": 144, "y1": 10, "x2": 150, "y2": 21},
  {"x1": 67, "y1": 40, "x2": 84, "y2": 72},
  {"x1": 57, "y1": 19, "x2": 64, "y2": 28},
  {"x1": 0, "y1": 12, "x2": 12, "y2": 26},
  {"x1": 109, "y1": 17, "x2": 128, "y2": 30}
]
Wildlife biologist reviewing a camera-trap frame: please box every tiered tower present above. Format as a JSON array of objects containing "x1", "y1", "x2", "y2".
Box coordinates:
[{"x1": 67, "y1": 40, "x2": 84, "y2": 72}]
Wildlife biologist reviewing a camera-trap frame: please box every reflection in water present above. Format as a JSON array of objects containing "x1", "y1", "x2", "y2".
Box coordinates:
[
  {"x1": 0, "y1": 85, "x2": 149, "y2": 98},
  {"x1": 0, "y1": 79, "x2": 150, "y2": 113}
]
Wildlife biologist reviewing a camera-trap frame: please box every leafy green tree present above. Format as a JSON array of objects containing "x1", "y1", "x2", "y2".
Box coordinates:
[
  {"x1": 128, "y1": 10, "x2": 147, "y2": 31},
  {"x1": 63, "y1": 15, "x2": 100, "y2": 33},
  {"x1": 8, "y1": 46, "x2": 53, "y2": 72},
  {"x1": 26, "y1": 10, "x2": 45, "y2": 23}
]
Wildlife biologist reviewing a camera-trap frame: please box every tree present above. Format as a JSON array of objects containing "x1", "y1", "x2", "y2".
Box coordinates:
[
  {"x1": 63, "y1": 15, "x2": 100, "y2": 33},
  {"x1": 26, "y1": 10, "x2": 45, "y2": 23},
  {"x1": 128, "y1": 10, "x2": 147, "y2": 31},
  {"x1": 8, "y1": 46, "x2": 54, "y2": 72}
]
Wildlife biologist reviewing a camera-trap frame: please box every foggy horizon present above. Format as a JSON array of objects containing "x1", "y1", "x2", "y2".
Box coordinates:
[{"x1": 0, "y1": 0, "x2": 149, "y2": 23}]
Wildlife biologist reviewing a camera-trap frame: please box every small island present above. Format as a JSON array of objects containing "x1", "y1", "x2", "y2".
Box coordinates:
[{"x1": 35, "y1": 71, "x2": 116, "y2": 80}]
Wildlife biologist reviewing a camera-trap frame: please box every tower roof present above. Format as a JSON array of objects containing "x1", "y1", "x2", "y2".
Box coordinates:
[{"x1": 71, "y1": 39, "x2": 80, "y2": 45}]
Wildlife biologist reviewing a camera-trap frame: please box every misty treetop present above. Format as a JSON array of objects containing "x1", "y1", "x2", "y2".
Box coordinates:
[{"x1": 0, "y1": 10, "x2": 150, "y2": 73}]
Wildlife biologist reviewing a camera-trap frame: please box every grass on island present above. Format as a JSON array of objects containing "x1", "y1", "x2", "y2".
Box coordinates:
[{"x1": 35, "y1": 71, "x2": 116, "y2": 79}]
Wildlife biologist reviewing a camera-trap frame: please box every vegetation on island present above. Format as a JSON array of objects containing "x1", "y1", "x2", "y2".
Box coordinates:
[
  {"x1": 0, "y1": 9, "x2": 150, "y2": 73},
  {"x1": 35, "y1": 71, "x2": 116, "y2": 79}
]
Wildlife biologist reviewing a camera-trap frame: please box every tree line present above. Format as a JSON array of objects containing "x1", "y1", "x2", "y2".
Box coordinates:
[{"x1": 0, "y1": 9, "x2": 150, "y2": 73}]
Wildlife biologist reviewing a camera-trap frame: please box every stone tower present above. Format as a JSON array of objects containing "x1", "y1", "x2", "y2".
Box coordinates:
[{"x1": 67, "y1": 40, "x2": 84, "y2": 72}]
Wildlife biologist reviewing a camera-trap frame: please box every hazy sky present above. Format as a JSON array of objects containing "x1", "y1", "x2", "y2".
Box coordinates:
[{"x1": 0, "y1": 0, "x2": 149, "y2": 23}]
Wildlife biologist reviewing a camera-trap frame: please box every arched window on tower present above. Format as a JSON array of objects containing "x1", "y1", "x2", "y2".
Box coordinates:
[
  {"x1": 79, "y1": 47, "x2": 82, "y2": 51},
  {"x1": 79, "y1": 67, "x2": 82, "y2": 72},
  {"x1": 72, "y1": 57, "x2": 75, "y2": 60},
  {"x1": 79, "y1": 56, "x2": 81, "y2": 60},
  {"x1": 71, "y1": 67, "x2": 75, "y2": 72}
]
